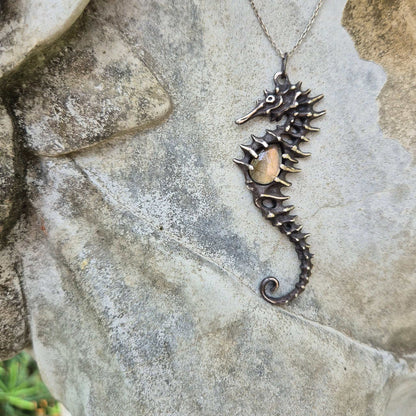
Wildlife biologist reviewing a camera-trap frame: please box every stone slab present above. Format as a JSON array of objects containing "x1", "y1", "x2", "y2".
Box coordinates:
[
  {"x1": 10, "y1": 9, "x2": 172, "y2": 156},
  {"x1": 4, "y1": 0, "x2": 416, "y2": 414},
  {"x1": 20, "y1": 157, "x2": 405, "y2": 415},
  {"x1": 0, "y1": 0, "x2": 89, "y2": 77}
]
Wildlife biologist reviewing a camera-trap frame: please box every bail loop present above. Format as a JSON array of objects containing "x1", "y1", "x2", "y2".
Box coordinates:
[{"x1": 281, "y1": 52, "x2": 288, "y2": 76}]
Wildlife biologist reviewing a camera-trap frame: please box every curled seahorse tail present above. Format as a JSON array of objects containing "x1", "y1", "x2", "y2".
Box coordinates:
[{"x1": 260, "y1": 221, "x2": 313, "y2": 305}]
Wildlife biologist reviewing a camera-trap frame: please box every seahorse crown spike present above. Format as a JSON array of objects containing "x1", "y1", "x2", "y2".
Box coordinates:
[{"x1": 234, "y1": 70, "x2": 325, "y2": 305}]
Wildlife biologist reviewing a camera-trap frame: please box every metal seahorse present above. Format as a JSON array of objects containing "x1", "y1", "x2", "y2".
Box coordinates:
[{"x1": 234, "y1": 66, "x2": 325, "y2": 305}]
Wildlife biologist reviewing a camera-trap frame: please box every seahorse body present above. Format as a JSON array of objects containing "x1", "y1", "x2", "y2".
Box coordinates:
[{"x1": 234, "y1": 71, "x2": 325, "y2": 305}]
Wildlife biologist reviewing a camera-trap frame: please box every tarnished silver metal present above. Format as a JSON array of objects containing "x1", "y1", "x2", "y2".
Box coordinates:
[
  {"x1": 248, "y1": 0, "x2": 324, "y2": 59},
  {"x1": 234, "y1": 73, "x2": 325, "y2": 305},
  {"x1": 236, "y1": 0, "x2": 326, "y2": 305},
  {"x1": 281, "y1": 52, "x2": 288, "y2": 76}
]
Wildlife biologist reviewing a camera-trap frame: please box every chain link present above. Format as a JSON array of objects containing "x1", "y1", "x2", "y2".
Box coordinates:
[{"x1": 249, "y1": 0, "x2": 324, "y2": 59}]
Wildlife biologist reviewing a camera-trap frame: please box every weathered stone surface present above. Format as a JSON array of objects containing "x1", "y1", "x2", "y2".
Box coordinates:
[
  {"x1": 385, "y1": 375, "x2": 416, "y2": 416},
  {"x1": 2, "y1": 0, "x2": 415, "y2": 414},
  {"x1": 18, "y1": 157, "x2": 407, "y2": 414},
  {"x1": 0, "y1": 100, "x2": 29, "y2": 360},
  {"x1": 10, "y1": 9, "x2": 172, "y2": 156},
  {"x1": 0, "y1": 243, "x2": 29, "y2": 360},
  {"x1": 0, "y1": 0, "x2": 89, "y2": 77},
  {"x1": 250, "y1": 145, "x2": 280, "y2": 184},
  {"x1": 343, "y1": 0, "x2": 416, "y2": 159},
  {"x1": 0, "y1": 102, "x2": 16, "y2": 235}
]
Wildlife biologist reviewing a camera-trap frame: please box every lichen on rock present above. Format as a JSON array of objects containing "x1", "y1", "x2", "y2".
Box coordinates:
[
  {"x1": 0, "y1": 0, "x2": 90, "y2": 78},
  {"x1": 342, "y1": 0, "x2": 416, "y2": 159},
  {"x1": 0, "y1": 102, "x2": 16, "y2": 236},
  {"x1": 9, "y1": 10, "x2": 172, "y2": 156},
  {"x1": 0, "y1": 244, "x2": 29, "y2": 360}
]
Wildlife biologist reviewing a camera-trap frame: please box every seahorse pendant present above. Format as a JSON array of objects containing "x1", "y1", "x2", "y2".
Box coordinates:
[{"x1": 234, "y1": 69, "x2": 325, "y2": 305}]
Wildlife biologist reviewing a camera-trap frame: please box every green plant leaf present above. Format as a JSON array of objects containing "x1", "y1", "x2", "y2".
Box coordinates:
[
  {"x1": 11, "y1": 386, "x2": 41, "y2": 398},
  {"x1": 4, "y1": 402, "x2": 18, "y2": 416},
  {"x1": 0, "y1": 391, "x2": 9, "y2": 400},
  {"x1": 14, "y1": 372, "x2": 41, "y2": 390},
  {"x1": 1, "y1": 352, "x2": 60, "y2": 415},
  {"x1": 7, "y1": 395, "x2": 37, "y2": 410},
  {"x1": 7, "y1": 360, "x2": 19, "y2": 389},
  {"x1": 0, "y1": 378, "x2": 8, "y2": 392}
]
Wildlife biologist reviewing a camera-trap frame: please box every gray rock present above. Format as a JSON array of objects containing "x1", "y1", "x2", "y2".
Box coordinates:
[
  {"x1": 0, "y1": 102, "x2": 16, "y2": 235},
  {"x1": 3, "y1": 0, "x2": 416, "y2": 414},
  {"x1": 17, "y1": 159, "x2": 408, "y2": 414},
  {"x1": 0, "y1": 244, "x2": 29, "y2": 360},
  {"x1": 0, "y1": 86, "x2": 29, "y2": 361},
  {"x1": 0, "y1": 0, "x2": 89, "y2": 77},
  {"x1": 10, "y1": 10, "x2": 172, "y2": 156},
  {"x1": 385, "y1": 376, "x2": 416, "y2": 416}
]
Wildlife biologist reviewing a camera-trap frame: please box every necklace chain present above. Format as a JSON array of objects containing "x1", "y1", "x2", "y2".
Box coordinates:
[{"x1": 249, "y1": 0, "x2": 324, "y2": 59}]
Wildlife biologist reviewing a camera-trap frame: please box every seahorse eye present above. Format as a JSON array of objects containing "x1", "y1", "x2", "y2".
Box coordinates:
[{"x1": 266, "y1": 95, "x2": 275, "y2": 103}]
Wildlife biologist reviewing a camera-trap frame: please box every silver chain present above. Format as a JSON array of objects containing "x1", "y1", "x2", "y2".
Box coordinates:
[{"x1": 249, "y1": 0, "x2": 324, "y2": 59}]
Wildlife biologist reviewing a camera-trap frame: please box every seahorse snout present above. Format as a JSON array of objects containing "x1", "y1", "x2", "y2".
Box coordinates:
[{"x1": 235, "y1": 101, "x2": 265, "y2": 124}]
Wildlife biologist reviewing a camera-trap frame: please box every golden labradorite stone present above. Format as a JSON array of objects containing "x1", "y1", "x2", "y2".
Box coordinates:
[{"x1": 249, "y1": 145, "x2": 280, "y2": 185}]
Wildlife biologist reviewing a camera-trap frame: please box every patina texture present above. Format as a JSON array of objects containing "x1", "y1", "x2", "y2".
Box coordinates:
[{"x1": 343, "y1": 0, "x2": 416, "y2": 159}]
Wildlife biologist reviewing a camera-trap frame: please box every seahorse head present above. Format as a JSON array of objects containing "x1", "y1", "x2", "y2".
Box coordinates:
[{"x1": 235, "y1": 72, "x2": 307, "y2": 125}]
